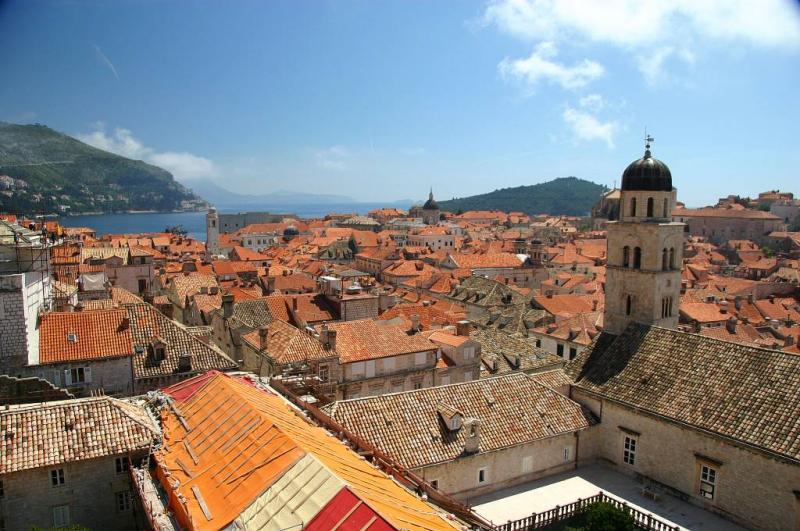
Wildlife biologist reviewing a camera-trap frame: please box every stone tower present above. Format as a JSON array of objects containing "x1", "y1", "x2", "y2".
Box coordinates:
[
  {"x1": 422, "y1": 188, "x2": 440, "y2": 225},
  {"x1": 604, "y1": 137, "x2": 684, "y2": 335},
  {"x1": 206, "y1": 208, "x2": 220, "y2": 255}
]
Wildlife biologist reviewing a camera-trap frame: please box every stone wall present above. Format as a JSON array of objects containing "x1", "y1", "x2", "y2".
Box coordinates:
[
  {"x1": 572, "y1": 389, "x2": 800, "y2": 531},
  {"x1": 0, "y1": 452, "x2": 148, "y2": 530},
  {"x1": 416, "y1": 432, "x2": 579, "y2": 502},
  {"x1": 21, "y1": 357, "x2": 134, "y2": 397}
]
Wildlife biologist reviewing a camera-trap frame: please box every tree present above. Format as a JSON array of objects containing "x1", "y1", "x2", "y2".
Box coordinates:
[
  {"x1": 165, "y1": 224, "x2": 188, "y2": 237},
  {"x1": 565, "y1": 502, "x2": 635, "y2": 531}
]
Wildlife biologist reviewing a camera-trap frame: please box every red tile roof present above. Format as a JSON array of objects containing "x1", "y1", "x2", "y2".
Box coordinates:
[{"x1": 39, "y1": 310, "x2": 135, "y2": 363}]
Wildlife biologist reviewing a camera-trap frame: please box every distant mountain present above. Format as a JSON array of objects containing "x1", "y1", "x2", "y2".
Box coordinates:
[
  {"x1": 187, "y1": 179, "x2": 354, "y2": 207},
  {"x1": 0, "y1": 122, "x2": 207, "y2": 215},
  {"x1": 438, "y1": 177, "x2": 608, "y2": 216}
]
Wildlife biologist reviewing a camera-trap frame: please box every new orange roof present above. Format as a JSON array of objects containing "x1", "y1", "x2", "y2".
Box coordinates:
[
  {"x1": 155, "y1": 372, "x2": 458, "y2": 531},
  {"x1": 39, "y1": 309, "x2": 134, "y2": 363}
]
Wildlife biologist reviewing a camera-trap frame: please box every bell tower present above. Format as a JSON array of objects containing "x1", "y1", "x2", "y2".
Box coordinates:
[{"x1": 604, "y1": 136, "x2": 684, "y2": 334}]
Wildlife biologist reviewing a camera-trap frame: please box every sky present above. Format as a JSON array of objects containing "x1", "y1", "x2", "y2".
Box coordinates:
[{"x1": 1, "y1": 0, "x2": 799, "y2": 207}]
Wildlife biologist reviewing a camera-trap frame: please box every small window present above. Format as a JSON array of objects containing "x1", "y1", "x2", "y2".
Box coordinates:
[
  {"x1": 623, "y1": 436, "x2": 637, "y2": 465},
  {"x1": 564, "y1": 447, "x2": 571, "y2": 462},
  {"x1": 535, "y1": 339, "x2": 541, "y2": 348},
  {"x1": 430, "y1": 479, "x2": 439, "y2": 490},
  {"x1": 556, "y1": 344, "x2": 564, "y2": 358},
  {"x1": 478, "y1": 468, "x2": 487, "y2": 484},
  {"x1": 625, "y1": 295, "x2": 633, "y2": 316},
  {"x1": 569, "y1": 347, "x2": 577, "y2": 360},
  {"x1": 630, "y1": 197, "x2": 637, "y2": 217},
  {"x1": 413, "y1": 381, "x2": 423, "y2": 390},
  {"x1": 53, "y1": 505, "x2": 70, "y2": 527},
  {"x1": 700, "y1": 465, "x2": 716, "y2": 500},
  {"x1": 622, "y1": 246, "x2": 630, "y2": 268},
  {"x1": 51, "y1": 468, "x2": 65, "y2": 487},
  {"x1": 463, "y1": 346, "x2": 475, "y2": 359},
  {"x1": 319, "y1": 364, "x2": 329, "y2": 382},
  {"x1": 646, "y1": 197, "x2": 654, "y2": 217},
  {"x1": 115, "y1": 457, "x2": 129, "y2": 475},
  {"x1": 115, "y1": 491, "x2": 132, "y2": 512},
  {"x1": 633, "y1": 247, "x2": 642, "y2": 269},
  {"x1": 66, "y1": 333, "x2": 78, "y2": 343}
]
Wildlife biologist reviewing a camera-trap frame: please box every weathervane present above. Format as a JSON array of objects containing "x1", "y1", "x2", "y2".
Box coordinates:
[{"x1": 644, "y1": 128, "x2": 654, "y2": 158}]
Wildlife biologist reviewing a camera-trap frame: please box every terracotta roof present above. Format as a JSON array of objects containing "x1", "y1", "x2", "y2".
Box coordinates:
[
  {"x1": 679, "y1": 302, "x2": 730, "y2": 323},
  {"x1": 156, "y1": 372, "x2": 459, "y2": 531},
  {"x1": 319, "y1": 320, "x2": 437, "y2": 363},
  {"x1": 126, "y1": 303, "x2": 237, "y2": 379},
  {"x1": 39, "y1": 309, "x2": 134, "y2": 364},
  {"x1": 533, "y1": 293, "x2": 595, "y2": 319},
  {"x1": 674, "y1": 206, "x2": 781, "y2": 220},
  {"x1": 1, "y1": 396, "x2": 156, "y2": 474},
  {"x1": 567, "y1": 324, "x2": 800, "y2": 462},
  {"x1": 168, "y1": 273, "x2": 219, "y2": 308},
  {"x1": 446, "y1": 252, "x2": 523, "y2": 269},
  {"x1": 242, "y1": 320, "x2": 334, "y2": 364},
  {"x1": 471, "y1": 328, "x2": 562, "y2": 375},
  {"x1": 324, "y1": 372, "x2": 593, "y2": 469}
]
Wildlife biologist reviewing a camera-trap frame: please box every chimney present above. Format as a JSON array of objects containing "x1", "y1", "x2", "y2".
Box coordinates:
[
  {"x1": 291, "y1": 297, "x2": 298, "y2": 312},
  {"x1": 726, "y1": 317, "x2": 737, "y2": 334},
  {"x1": 546, "y1": 290, "x2": 554, "y2": 298},
  {"x1": 591, "y1": 300, "x2": 598, "y2": 311},
  {"x1": 747, "y1": 293, "x2": 755, "y2": 304},
  {"x1": 734, "y1": 296, "x2": 742, "y2": 310},
  {"x1": 258, "y1": 327, "x2": 269, "y2": 350},
  {"x1": 456, "y1": 320, "x2": 472, "y2": 337},
  {"x1": 200, "y1": 286, "x2": 208, "y2": 295},
  {"x1": 463, "y1": 418, "x2": 481, "y2": 454},
  {"x1": 785, "y1": 335, "x2": 795, "y2": 347},
  {"x1": 74, "y1": 302, "x2": 84, "y2": 312},
  {"x1": 719, "y1": 300, "x2": 728, "y2": 314},
  {"x1": 327, "y1": 329, "x2": 337, "y2": 351},
  {"x1": 410, "y1": 314, "x2": 421, "y2": 333},
  {"x1": 119, "y1": 316, "x2": 130, "y2": 330},
  {"x1": 209, "y1": 286, "x2": 219, "y2": 295},
  {"x1": 266, "y1": 277, "x2": 276, "y2": 294},
  {"x1": 222, "y1": 293, "x2": 235, "y2": 318},
  {"x1": 320, "y1": 323, "x2": 329, "y2": 347}
]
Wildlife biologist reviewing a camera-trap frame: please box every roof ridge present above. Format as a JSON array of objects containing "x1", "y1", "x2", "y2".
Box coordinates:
[{"x1": 646, "y1": 323, "x2": 798, "y2": 358}]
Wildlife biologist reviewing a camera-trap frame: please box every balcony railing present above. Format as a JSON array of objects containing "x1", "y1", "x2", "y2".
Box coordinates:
[{"x1": 493, "y1": 491, "x2": 679, "y2": 531}]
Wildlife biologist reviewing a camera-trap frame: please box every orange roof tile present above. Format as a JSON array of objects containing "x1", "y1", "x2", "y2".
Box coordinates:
[{"x1": 39, "y1": 310, "x2": 134, "y2": 363}]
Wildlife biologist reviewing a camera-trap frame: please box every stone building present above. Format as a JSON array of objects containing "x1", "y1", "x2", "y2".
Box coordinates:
[
  {"x1": 603, "y1": 139, "x2": 683, "y2": 334},
  {"x1": 673, "y1": 204, "x2": 784, "y2": 245},
  {"x1": 590, "y1": 188, "x2": 620, "y2": 229},
  {"x1": 324, "y1": 372, "x2": 593, "y2": 500},
  {"x1": 0, "y1": 396, "x2": 157, "y2": 530},
  {"x1": 421, "y1": 189, "x2": 441, "y2": 225},
  {"x1": 564, "y1": 141, "x2": 800, "y2": 530}
]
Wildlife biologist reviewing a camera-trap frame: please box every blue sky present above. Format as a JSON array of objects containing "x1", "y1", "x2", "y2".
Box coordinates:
[{"x1": 1, "y1": 0, "x2": 799, "y2": 206}]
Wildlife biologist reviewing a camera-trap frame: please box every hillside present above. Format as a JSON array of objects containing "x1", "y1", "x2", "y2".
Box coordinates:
[
  {"x1": 437, "y1": 177, "x2": 607, "y2": 216},
  {"x1": 0, "y1": 122, "x2": 207, "y2": 214}
]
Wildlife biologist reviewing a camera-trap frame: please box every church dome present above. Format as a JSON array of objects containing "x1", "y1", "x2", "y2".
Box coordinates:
[
  {"x1": 621, "y1": 143, "x2": 672, "y2": 192},
  {"x1": 283, "y1": 225, "x2": 299, "y2": 238},
  {"x1": 423, "y1": 189, "x2": 439, "y2": 210}
]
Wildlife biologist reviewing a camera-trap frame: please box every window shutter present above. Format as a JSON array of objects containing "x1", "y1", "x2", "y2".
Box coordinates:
[
  {"x1": 53, "y1": 370, "x2": 61, "y2": 386},
  {"x1": 84, "y1": 367, "x2": 92, "y2": 383},
  {"x1": 63, "y1": 370, "x2": 72, "y2": 386}
]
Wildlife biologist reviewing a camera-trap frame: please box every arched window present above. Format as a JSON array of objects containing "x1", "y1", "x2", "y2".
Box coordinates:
[
  {"x1": 663, "y1": 198, "x2": 669, "y2": 218},
  {"x1": 669, "y1": 247, "x2": 675, "y2": 269},
  {"x1": 630, "y1": 197, "x2": 637, "y2": 217},
  {"x1": 633, "y1": 247, "x2": 642, "y2": 269},
  {"x1": 626, "y1": 295, "x2": 632, "y2": 316},
  {"x1": 662, "y1": 248, "x2": 668, "y2": 270},
  {"x1": 646, "y1": 197, "x2": 654, "y2": 217},
  {"x1": 623, "y1": 246, "x2": 630, "y2": 268}
]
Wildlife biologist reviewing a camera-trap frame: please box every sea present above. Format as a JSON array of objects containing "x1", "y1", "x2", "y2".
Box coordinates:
[{"x1": 59, "y1": 202, "x2": 404, "y2": 241}]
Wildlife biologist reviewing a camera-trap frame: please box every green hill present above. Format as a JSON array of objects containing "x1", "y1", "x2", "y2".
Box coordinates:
[
  {"x1": 438, "y1": 177, "x2": 607, "y2": 216},
  {"x1": 0, "y1": 122, "x2": 207, "y2": 214}
]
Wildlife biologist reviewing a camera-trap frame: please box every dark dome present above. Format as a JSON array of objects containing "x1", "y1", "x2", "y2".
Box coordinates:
[
  {"x1": 283, "y1": 225, "x2": 299, "y2": 237},
  {"x1": 423, "y1": 190, "x2": 439, "y2": 210},
  {"x1": 621, "y1": 149, "x2": 672, "y2": 192}
]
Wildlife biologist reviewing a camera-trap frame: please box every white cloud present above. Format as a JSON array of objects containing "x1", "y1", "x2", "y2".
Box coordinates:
[
  {"x1": 484, "y1": 0, "x2": 800, "y2": 83},
  {"x1": 498, "y1": 41, "x2": 604, "y2": 91},
  {"x1": 77, "y1": 126, "x2": 216, "y2": 181},
  {"x1": 314, "y1": 145, "x2": 350, "y2": 170},
  {"x1": 484, "y1": 0, "x2": 800, "y2": 49},
  {"x1": 563, "y1": 106, "x2": 619, "y2": 148},
  {"x1": 578, "y1": 93, "x2": 605, "y2": 111}
]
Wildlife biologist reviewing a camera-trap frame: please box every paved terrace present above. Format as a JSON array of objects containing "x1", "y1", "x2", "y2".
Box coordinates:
[{"x1": 470, "y1": 463, "x2": 745, "y2": 531}]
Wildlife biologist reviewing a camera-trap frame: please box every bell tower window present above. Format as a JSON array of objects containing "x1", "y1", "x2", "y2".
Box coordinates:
[
  {"x1": 625, "y1": 295, "x2": 632, "y2": 316},
  {"x1": 662, "y1": 248, "x2": 668, "y2": 270},
  {"x1": 630, "y1": 197, "x2": 637, "y2": 217},
  {"x1": 647, "y1": 197, "x2": 654, "y2": 217},
  {"x1": 633, "y1": 247, "x2": 642, "y2": 269},
  {"x1": 669, "y1": 247, "x2": 676, "y2": 269},
  {"x1": 623, "y1": 246, "x2": 630, "y2": 268},
  {"x1": 663, "y1": 198, "x2": 669, "y2": 217}
]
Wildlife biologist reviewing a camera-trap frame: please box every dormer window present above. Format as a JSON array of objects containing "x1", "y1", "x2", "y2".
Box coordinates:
[
  {"x1": 149, "y1": 338, "x2": 168, "y2": 362},
  {"x1": 67, "y1": 333, "x2": 78, "y2": 343}
]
